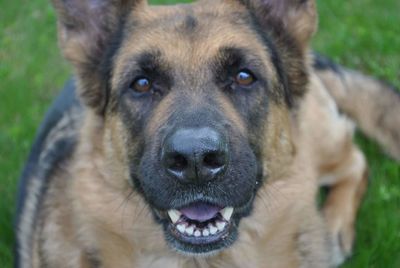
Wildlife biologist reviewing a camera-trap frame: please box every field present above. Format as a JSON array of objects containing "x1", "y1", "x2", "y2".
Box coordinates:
[{"x1": 1, "y1": 0, "x2": 399, "y2": 267}]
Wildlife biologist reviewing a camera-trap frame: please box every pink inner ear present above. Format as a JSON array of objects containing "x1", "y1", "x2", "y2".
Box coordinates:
[{"x1": 180, "y1": 202, "x2": 222, "y2": 222}]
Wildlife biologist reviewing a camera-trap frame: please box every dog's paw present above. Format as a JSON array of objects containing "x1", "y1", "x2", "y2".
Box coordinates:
[
  {"x1": 329, "y1": 227, "x2": 353, "y2": 266},
  {"x1": 324, "y1": 207, "x2": 355, "y2": 267}
]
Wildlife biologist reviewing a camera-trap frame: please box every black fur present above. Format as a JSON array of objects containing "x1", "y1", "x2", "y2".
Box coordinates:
[
  {"x1": 183, "y1": 15, "x2": 198, "y2": 32},
  {"x1": 100, "y1": 17, "x2": 129, "y2": 115},
  {"x1": 313, "y1": 53, "x2": 342, "y2": 74}
]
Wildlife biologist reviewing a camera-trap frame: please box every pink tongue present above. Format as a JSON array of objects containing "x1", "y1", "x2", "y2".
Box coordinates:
[{"x1": 180, "y1": 202, "x2": 221, "y2": 222}]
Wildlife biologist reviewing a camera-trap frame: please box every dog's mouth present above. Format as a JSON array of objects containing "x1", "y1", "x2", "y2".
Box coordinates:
[
  {"x1": 157, "y1": 201, "x2": 240, "y2": 254},
  {"x1": 167, "y1": 202, "x2": 233, "y2": 244}
]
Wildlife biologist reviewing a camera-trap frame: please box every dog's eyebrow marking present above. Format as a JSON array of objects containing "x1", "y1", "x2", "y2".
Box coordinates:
[
  {"x1": 120, "y1": 49, "x2": 170, "y2": 81},
  {"x1": 214, "y1": 46, "x2": 246, "y2": 71},
  {"x1": 136, "y1": 50, "x2": 164, "y2": 73},
  {"x1": 135, "y1": 50, "x2": 172, "y2": 87}
]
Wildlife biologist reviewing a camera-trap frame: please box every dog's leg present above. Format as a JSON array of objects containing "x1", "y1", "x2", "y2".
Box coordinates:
[
  {"x1": 320, "y1": 145, "x2": 368, "y2": 266},
  {"x1": 306, "y1": 73, "x2": 369, "y2": 266}
]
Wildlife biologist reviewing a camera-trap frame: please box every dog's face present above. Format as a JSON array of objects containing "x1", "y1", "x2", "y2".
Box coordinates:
[{"x1": 53, "y1": 0, "x2": 316, "y2": 255}]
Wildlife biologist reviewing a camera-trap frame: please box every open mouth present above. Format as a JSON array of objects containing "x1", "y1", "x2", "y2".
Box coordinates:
[{"x1": 166, "y1": 202, "x2": 234, "y2": 245}]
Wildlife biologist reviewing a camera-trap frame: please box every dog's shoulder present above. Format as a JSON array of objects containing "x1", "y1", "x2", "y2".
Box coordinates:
[{"x1": 15, "y1": 79, "x2": 83, "y2": 267}]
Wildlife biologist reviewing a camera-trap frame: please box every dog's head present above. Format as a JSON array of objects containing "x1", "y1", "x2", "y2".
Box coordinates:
[{"x1": 52, "y1": 0, "x2": 317, "y2": 255}]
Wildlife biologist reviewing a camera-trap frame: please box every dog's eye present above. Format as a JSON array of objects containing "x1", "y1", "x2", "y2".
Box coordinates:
[
  {"x1": 234, "y1": 70, "x2": 256, "y2": 86},
  {"x1": 130, "y1": 77, "x2": 152, "y2": 93}
]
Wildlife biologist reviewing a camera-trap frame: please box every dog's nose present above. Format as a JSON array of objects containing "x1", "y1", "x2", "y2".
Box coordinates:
[{"x1": 162, "y1": 127, "x2": 228, "y2": 184}]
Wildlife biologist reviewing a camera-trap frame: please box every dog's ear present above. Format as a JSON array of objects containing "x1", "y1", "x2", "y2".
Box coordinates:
[
  {"x1": 242, "y1": 0, "x2": 318, "y2": 51},
  {"x1": 52, "y1": 0, "x2": 145, "y2": 113}
]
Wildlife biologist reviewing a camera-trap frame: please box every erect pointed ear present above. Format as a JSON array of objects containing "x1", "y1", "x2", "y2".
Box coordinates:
[
  {"x1": 52, "y1": 0, "x2": 146, "y2": 113},
  {"x1": 243, "y1": 0, "x2": 318, "y2": 51}
]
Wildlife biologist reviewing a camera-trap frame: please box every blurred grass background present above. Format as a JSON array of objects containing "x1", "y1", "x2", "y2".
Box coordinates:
[{"x1": 0, "y1": 0, "x2": 399, "y2": 267}]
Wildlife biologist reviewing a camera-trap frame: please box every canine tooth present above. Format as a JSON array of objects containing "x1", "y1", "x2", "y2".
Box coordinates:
[
  {"x1": 209, "y1": 224, "x2": 218, "y2": 235},
  {"x1": 167, "y1": 209, "x2": 181, "y2": 224},
  {"x1": 194, "y1": 230, "x2": 201, "y2": 237},
  {"x1": 177, "y1": 224, "x2": 186, "y2": 234},
  {"x1": 186, "y1": 225, "x2": 194, "y2": 236},
  {"x1": 221, "y1": 207, "x2": 234, "y2": 221},
  {"x1": 202, "y1": 229, "x2": 210, "y2": 237},
  {"x1": 216, "y1": 221, "x2": 226, "y2": 231}
]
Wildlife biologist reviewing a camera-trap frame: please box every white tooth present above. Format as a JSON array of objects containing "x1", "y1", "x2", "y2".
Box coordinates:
[
  {"x1": 186, "y1": 225, "x2": 194, "y2": 236},
  {"x1": 216, "y1": 221, "x2": 226, "y2": 231},
  {"x1": 221, "y1": 207, "x2": 234, "y2": 221},
  {"x1": 209, "y1": 224, "x2": 218, "y2": 235},
  {"x1": 194, "y1": 230, "x2": 201, "y2": 237},
  {"x1": 167, "y1": 209, "x2": 181, "y2": 224},
  {"x1": 177, "y1": 224, "x2": 186, "y2": 234},
  {"x1": 202, "y1": 229, "x2": 210, "y2": 237}
]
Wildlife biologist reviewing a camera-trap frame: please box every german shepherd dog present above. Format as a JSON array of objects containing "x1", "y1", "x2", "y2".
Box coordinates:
[{"x1": 15, "y1": 0, "x2": 400, "y2": 267}]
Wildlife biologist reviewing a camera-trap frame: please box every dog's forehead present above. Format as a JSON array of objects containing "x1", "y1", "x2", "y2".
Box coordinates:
[
  {"x1": 134, "y1": 0, "x2": 247, "y2": 28},
  {"x1": 112, "y1": 0, "x2": 273, "y2": 80}
]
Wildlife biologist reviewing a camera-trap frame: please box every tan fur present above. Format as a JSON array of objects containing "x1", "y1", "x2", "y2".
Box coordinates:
[
  {"x1": 315, "y1": 65, "x2": 400, "y2": 160},
  {"x1": 304, "y1": 73, "x2": 368, "y2": 265},
  {"x1": 19, "y1": 0, "x2": 399, "y2": 267}
]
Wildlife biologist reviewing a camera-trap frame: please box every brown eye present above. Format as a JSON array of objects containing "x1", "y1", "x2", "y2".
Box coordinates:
[
  {"x1": 235, "y1": 70, "x2": 256, "y2": 86},
  {"x1": 130, "y1": 77, "x2": 152, "y2": 93}
]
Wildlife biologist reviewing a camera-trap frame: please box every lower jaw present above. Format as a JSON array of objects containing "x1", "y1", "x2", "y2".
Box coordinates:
[
  {"x1": 164, "y1": 218, "x2": 237, "y2": 257},
  {"x1": 164, "y1": 223, "x2": 238, "y2": 255}
]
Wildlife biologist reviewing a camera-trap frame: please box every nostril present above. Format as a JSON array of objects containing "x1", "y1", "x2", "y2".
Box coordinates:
[
  {"x1": 166, "y1": 153, "x2": 188, "y2": 172},
  {"x1": 203, "y1": 152, "x2": 226, "y2": 170},
  {"x1": 162, "y1": 127, "x2": 229, "y2": 183}
]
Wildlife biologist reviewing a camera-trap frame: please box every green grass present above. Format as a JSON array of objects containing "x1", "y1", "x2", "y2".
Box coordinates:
[{"x1": 0, "y1": 0, "x2": 399, "y2": 267}]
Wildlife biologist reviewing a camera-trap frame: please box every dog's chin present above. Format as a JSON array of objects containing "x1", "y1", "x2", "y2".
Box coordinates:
[{"x1": 152, "y1": 197, "x2": 254, "y2": 256}]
